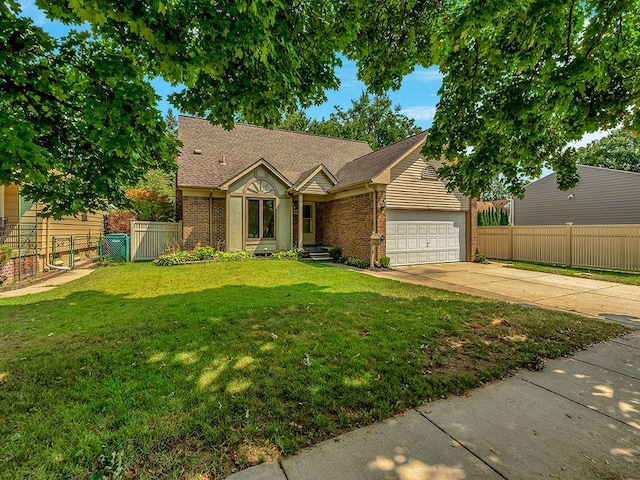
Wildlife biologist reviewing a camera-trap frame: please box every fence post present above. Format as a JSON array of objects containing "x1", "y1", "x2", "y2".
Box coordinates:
[
  {"x1": 508, "y1": 225, "x2": 514, "y2": 260},
  {"x1": 130, "y1": 220, "x2": 136, "y2": 262},
  {"x1": 565, "y1": 222, "x2": 573, "y2": 267},
  {"x1": 70, "y1": 236, "x2": 75, "y2": 268}
]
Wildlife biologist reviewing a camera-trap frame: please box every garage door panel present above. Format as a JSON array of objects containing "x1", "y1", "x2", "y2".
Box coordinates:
[{"x1": 386, "y1": 210, "x2": 466, "y2": 266}]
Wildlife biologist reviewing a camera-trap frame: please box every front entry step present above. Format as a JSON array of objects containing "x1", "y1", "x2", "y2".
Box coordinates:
[
  {"x1": 308, "y1": 252, "x2": 332, "y2": 262},
  {"x1": 302, "y1": 246, "x2": 332, "y2": 262}
]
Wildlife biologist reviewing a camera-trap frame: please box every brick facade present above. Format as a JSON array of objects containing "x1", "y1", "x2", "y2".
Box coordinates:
[
  {"x1": 176, "y1": 188, "x2": 183, "y2": 221},
  {"x1": 374, "y1": 189, "x2": 387, "y2": 262},
  {"x1": 468, "y1": 198, "x2": 478, "y2": 262},
  {"x1": 293, "y1": 202, "x2": 299, "y2": 248},
  {"x1": 0, "y1": 255, "x2": 38, "y2": 285},
  {"x1": 317, "y1": 193, "x2": 375, "y2": 263},
  {"x1": 181, "y1": 195, "x2": 225, "y2": 251}
]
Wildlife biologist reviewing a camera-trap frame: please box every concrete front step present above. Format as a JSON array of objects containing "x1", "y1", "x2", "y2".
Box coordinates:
[{"x1": 308, "y1": 253, "x2": 332, "y2": 262}]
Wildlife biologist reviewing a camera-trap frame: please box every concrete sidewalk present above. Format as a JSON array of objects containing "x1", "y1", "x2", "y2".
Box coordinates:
[
  {"x1": 229, "y1": 331, "x2": 640, "y2": 480},
  {"x1": 0, "y1": 268, "x2": 94, "y2": 298},
  {"x1": 367, "y1": 262, "x2": 640, "y2": 329}
]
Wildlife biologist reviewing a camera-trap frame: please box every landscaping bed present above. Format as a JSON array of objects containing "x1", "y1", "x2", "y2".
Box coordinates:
[{"x1": 0, "y1": 261, "x2": 628, "y2": 479}]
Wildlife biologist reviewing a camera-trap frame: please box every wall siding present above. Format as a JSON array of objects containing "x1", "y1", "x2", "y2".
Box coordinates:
[
  {"x1": 317, "y1": 193, "x2": 374, "y2": 263},
  {"x1": 514, "y1": 166, "x2": 640, "y2": 225},
  {"x1": 386, "y1": 150, "x2": 469, "y2": 211},
  {"x1": 3, "y1": 184, "x2": 20, "y2": 222},
  {"x1": 299, "y1": 171, "x2": 334, "y2": 195},
  {"x1": 43, "y1": 213, "x2": 103, "y2": 239}
]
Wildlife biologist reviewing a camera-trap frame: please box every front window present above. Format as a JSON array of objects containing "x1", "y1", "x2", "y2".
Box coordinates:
[{"x1": 247, "y1": 198, "x2": 275, "y2": 240}]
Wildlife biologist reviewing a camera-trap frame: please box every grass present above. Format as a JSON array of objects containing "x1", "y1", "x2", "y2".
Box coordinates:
[
  {"x1": 498, "y1": 260, "x2": 640, "y2": 286},
  {"x1": 0, "y1": 261, "x2": 628, "y2": 479}
]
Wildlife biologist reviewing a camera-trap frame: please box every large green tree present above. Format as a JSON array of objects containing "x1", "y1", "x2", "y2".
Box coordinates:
[
  {"x1": 1, "y1": 2, "x2": 179, "y2": 217},
  {"x1": 279, "y1": 93, "x2": 422, "y2": 150},
  {"x1": 3, "y1": 0, "x2": 640, "y2": 215},
  {"x1": 347, "y1": 0, "x2": 640, "y2": 197},
  {"x1": 2, "y1": 0, "x2": 354, "y2": 216},
  {"x1": 575, "y1": 130, "x2": 640, "y2": 172}
]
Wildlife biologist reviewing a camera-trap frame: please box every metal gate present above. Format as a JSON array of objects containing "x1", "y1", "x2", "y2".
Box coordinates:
[{"x1": 50, "y1": 235, "x2": 100, "y2": 268}]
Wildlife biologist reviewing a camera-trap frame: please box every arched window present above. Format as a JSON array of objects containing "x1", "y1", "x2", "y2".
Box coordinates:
[{"x1": 245, "y1": 179, "x2": 276, "y2": 195}]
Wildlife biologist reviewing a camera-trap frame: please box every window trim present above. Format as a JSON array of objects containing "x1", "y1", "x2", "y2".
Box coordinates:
[{"x1": 246, "y1": 197, "x2": 276, "y2": 241}]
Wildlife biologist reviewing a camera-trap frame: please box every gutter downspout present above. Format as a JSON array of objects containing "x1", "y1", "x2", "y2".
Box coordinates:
[{"x1": 364, "y1": 182, "x2": 377, "y2": 268}]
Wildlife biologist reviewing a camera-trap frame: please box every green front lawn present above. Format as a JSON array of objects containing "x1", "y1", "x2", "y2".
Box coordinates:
[
  {"x1": 0, "y1": 261, "x2": 627, "y2": 479},
  {"x1": 500, "y1": 260, "x2": 640, "y2": 286}
]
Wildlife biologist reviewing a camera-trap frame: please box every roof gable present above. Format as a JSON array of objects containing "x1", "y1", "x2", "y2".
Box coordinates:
[
  {"x1": 331, "y1": 131, "x2": 428, "y2": 191},
  {"x1": 220, "y1": 158, "x2": 292, "y2": 190},
  {"x1": 294, "y1": 164, "x2": 337, "y2": 191},
  {"x1": 177, "y1": 116, "x2": 372, "y2": 188},
  {"x1": 296, "y1": 166, "x2": 337, "y2": 195}
]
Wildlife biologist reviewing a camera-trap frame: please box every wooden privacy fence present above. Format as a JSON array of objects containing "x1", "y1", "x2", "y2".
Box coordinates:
[
  {"x1": 130, "y1": 221, "x2": 182, "y2": 261},
  {"x1": 478, "y1": 224, "x2": 640, "y2": 272}
]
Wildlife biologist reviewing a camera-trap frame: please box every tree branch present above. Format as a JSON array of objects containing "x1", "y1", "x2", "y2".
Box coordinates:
[{"x1": 566, "y1": 0, "x2": 575, "y2": 65}]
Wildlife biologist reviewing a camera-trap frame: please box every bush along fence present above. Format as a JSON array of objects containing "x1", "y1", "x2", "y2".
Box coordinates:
[
  {"x1": 478, "y1": 224, "x2": 640, "y2": 272},
  {"x1": 477, "y1": 206, "x2": 509, "y2": 226}
]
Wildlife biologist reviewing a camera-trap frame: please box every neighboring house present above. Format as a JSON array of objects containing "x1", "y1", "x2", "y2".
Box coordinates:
[
  {"x1": 0, "y1": 184, "x2": 103, "y2": 283},
  {"x1": 176, "y1": 116, "x2": 477, "y2": 266},
  {"x1": 513, "y1": 165, "x2": 640, "y2": 225}
]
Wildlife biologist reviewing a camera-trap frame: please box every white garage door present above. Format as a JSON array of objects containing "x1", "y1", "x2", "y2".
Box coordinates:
[{"x1": 386, "y1": 210, "x2": 466, "y2": 266}]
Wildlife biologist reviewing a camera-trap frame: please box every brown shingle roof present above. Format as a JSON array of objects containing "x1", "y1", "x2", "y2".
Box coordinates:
[
  {"x1": 177, "y1": 116, "x2": 373, "y2": 188},
  {"x1": 331, "y1": 131, "x2": 428, "y2": 191}
]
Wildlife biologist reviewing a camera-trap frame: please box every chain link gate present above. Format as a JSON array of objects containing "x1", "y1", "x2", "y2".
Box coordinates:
[{"x1": 50, "y1": 235, "x2": 100, "y2": 268}]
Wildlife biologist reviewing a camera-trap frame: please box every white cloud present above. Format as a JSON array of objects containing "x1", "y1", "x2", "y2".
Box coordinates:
[
  {"x1": 406, "y1": 68, "x2": 443, "y2": 83},
  {"x1": 566, "y1": 130, "x2": 611, "y2": 149},
  {"x1": 18, "y1": 0, "x2": 52, "y2": 26},
  {"x1": 401, "y1": 105, "x2": 437, "y2": 121}
]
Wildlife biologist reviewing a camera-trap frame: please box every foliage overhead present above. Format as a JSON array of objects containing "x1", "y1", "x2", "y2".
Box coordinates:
[
  {"x1": 1, "y1": 2, "x2": 179, "y2": 217},
  {"x1": 574, "y1": 130, "x2": 640, "y2": 172},
  {"x1": 279, "y1": 93, "x2": 422, "y2": 150},
  {"x1": 347, "y1": 0, "x2": 640, "y2": 198},
  {"x1": 3, "y1": 0, "x2": 640, "y2": 213}
]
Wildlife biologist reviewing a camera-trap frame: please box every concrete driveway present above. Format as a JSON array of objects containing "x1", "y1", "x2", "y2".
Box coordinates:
[{"x1": 368, "y1": 262, "x2": 640, "y2": 329}]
